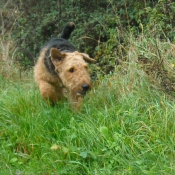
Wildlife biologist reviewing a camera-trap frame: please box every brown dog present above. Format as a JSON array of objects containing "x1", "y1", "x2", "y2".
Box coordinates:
[{"x1": 34, "y1": 22, "x2": 95, "y2": 109}]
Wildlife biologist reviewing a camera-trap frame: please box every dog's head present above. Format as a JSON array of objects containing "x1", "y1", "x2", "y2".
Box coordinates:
[{"x1": 50, "y1": 48, "x2": 95, "y2": 101}]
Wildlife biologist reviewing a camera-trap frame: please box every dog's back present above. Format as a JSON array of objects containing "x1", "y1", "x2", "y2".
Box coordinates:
[
  {"x1": 43, "y1": 22, "x2": 76, "y2": 52},
  {"x1": 40, "y1": 22, "x2": 77, "y2": 74}
]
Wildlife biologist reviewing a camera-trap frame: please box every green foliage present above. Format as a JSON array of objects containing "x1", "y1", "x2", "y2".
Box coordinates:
[
  {"x1": 0, "y1": 0, "x2": 175, "y2": 174},
  {"x1": 0, "y1": 63, "x2": 175, "y2": 174},
  {"x1": 1, "y1": 0, "x2": 175, "y2": 69}
]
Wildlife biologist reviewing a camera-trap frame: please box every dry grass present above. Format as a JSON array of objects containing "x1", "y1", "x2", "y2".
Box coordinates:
[{"x1": 0, "y1": 1, "x2": 22, "y2": 79}]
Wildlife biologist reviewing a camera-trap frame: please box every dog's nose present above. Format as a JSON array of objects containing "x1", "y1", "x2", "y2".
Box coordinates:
[{"x1": 82, "y1": 83, "x2": 90, "y2": 91}]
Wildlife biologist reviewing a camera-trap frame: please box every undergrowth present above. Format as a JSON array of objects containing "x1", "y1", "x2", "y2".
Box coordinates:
[
  {"x1": 0, "y1": 59, "x2": 175, "y2": 174},
  {"x1": 0, "y1": 2, "x2": 175, "y2": 174}
]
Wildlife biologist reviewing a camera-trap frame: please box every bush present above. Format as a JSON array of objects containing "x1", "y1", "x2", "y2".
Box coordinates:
[{"x1": 1, "y1": 0, "x2": 175, "y2": 73}]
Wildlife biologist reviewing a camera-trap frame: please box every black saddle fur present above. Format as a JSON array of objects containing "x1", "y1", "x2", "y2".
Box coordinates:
[{"x1": 41, "y1": 22, "x2": 76, "y2": 75}]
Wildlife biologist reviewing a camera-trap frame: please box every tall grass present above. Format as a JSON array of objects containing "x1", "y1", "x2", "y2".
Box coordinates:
[
  {"x1": 1, "y1": 59, "x2": 175, "y2": 174},
  {"x1": 1, "y1": 15, "x2": 175, "y2": 175}
]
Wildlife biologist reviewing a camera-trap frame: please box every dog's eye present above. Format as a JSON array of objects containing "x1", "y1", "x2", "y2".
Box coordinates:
[{"x1": 69, "y1": 68, "x2": 74, "y2": 73}]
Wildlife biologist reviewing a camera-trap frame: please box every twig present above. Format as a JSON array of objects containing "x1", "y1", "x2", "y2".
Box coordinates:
[{"x1": 78, "y1": 36, "x2": 101, "y2": 43}]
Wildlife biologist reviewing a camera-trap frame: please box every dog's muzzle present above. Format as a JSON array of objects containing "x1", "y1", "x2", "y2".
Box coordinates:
[{"x1": 76, "y1": 83, "x2": 90, "y2": 96}]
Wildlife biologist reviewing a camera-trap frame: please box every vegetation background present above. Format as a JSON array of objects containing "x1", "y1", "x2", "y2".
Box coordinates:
[{"x1": 0, "y1": 0, "x2": 175, "y2": 174}]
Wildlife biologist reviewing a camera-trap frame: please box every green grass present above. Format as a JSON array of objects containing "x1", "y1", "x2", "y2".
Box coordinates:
[{"x1": 0, "y1": 62, "x2": 175, "y2": 175}]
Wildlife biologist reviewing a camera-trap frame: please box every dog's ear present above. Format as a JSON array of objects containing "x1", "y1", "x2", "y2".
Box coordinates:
[
  {"x1": 81, "y1": 53, "x2": 96, "y2": 63},
  {"x1": 51, "y1": 48, "x2": 66, "y2": 65}
]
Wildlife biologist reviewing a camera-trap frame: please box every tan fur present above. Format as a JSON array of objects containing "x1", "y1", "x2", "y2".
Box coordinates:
[{"x1": 34, "y1": 48, "x2": 95, "y2": 109}]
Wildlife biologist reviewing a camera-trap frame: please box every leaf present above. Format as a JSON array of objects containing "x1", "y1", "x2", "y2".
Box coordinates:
[
  {"x1": 62, "y1": 147, "x2": 69, "y2": 154},
  {"x1": 99, "y1": 126, "x2": 110, "y2": 139},
  {"x1": 50, "y1": 144, "x2": 61, "y2": 151},
  {"x1": 170, "y1": 63, "x2": 174, "y2": 68},
  {"x1": 80, "y1": 151, "x2": 88, "y2": 159},
  {"x1": 113, "y1": 132, "x2": 122, "y2": 142},
  {"x1": 10, "y1": 157, "x2": 18, "y2": 164}
]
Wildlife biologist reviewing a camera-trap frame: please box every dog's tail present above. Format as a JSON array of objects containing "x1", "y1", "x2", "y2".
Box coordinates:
[{"x1": 60, "y1": 22, "x2": 75, "y2": 40}]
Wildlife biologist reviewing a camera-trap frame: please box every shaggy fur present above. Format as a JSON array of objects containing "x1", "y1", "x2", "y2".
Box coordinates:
[{"x1": 34, "y1": 22, "x2": 95, "y2": 109}]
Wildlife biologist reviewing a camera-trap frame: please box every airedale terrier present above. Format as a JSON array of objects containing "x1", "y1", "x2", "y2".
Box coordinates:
[{"x1": 34, "y1": 22, "x2": 95, "y2": 109}]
